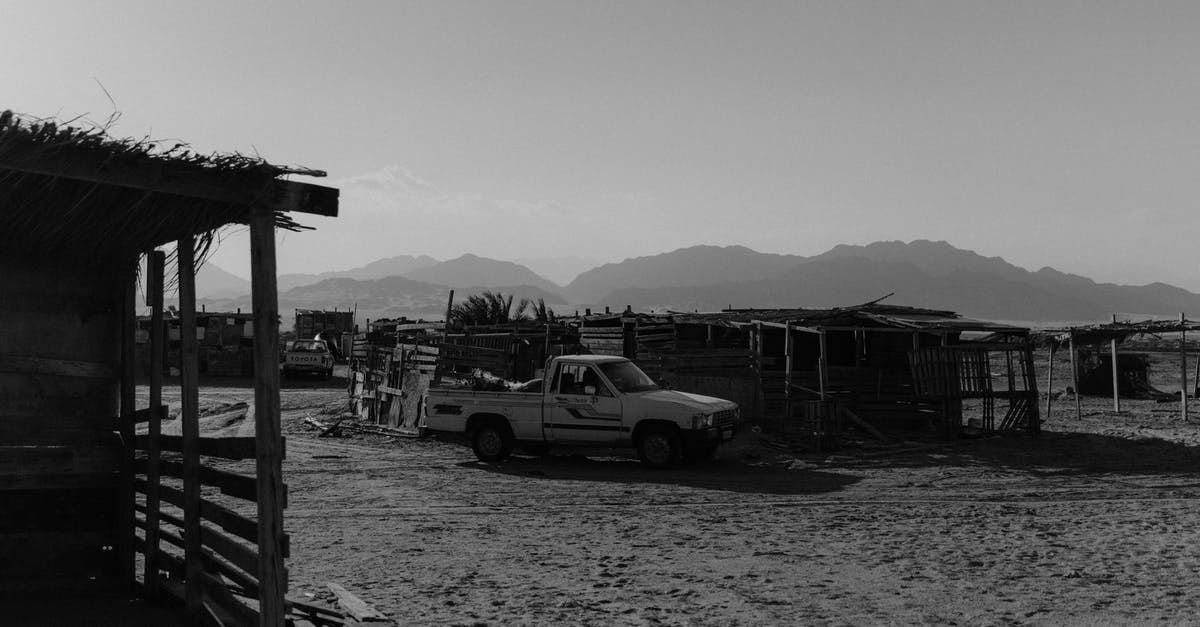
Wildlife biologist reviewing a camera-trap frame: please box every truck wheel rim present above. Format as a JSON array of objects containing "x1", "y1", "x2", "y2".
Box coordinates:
[
  {"x1": 643, "y1": 434, "x2": 671, "y2": 464},
  {"x1": 479, "y1": 430, "x2": 502, "y2": 455}
]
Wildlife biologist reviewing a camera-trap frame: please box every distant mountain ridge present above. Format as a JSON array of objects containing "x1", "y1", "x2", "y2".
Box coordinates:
[
  {"x1": 196, "y1": 240, "x2": 1200, "y2": 322},
  {"x1": 405, "y1": 254, "x2": 562, "y2": 295},
  {"x1": 594, "y1": 241, "x2": 1200, "y2": 321},
  {"x1": 565, "y1": 245, "x2": 807, "y2": 303},
  {"x1": 276, "y1": 254, "x2": 439, "y2": 291}
]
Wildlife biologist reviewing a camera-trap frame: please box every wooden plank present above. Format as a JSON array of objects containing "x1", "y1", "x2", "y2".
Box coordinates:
[
  {"x1": 377, "y1": 385, "x2": 405, "y2": 397},
  {"x1": 0, "y1": 355, "x2": 116, "y2": 378},
  {"x1": 327, "y1": 582, "x2": 388, "y2": 622},
  {"x1": 133, "y1": 434, "x2": 262, "y2": 460},
  {"x1": 144, "y1": 248, "x2": 166, "y2": 601},
  {"x1": 135, "y1": 480, "x2": 289, "y2": 557},
  {"x1": 118, "y1": 274, "x2": 137, "y2": 590},
  {"x1": 201, "y1": 526, "x2": 260, "y2": 578},
  {"x1": 135, "y1": 457, "x2": 284, "y2": 506},
  {"x1": 179, "y1": 235, "x2": 204, "y2": 623},
  {"x1": 131, "y1": 404, "x2": 171, "y2": 424},
  {"x1": 250, "y1": 204, "x2": 288, "y2": 627}
]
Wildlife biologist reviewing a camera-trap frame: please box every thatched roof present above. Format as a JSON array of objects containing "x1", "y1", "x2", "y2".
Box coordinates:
[
  {"x1": 1036, "y1": 318, "x2": 1200, "y2": 347},
  {"x1": 0, "y1": 109, "x2": 337, "y2": 263}
]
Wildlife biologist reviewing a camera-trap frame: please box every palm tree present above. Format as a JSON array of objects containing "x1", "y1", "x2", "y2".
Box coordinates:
[{"x1": 450, "y1": 291, "x2": 520, "y2": 327}]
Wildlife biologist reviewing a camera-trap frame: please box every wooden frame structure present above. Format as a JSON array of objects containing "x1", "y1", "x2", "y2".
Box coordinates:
[
  {"x1": 0, "y1": 110, "x2": 338, "y2": 626},
  {"x1": 1043, "y1": 316, "x2": 1200, "y2": 422},
  {"x1": 568, "y1": 306, "x2": 1036, "y2": 449}
]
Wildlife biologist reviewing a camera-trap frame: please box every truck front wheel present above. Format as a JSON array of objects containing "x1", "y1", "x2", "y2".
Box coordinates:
[
  {"x1": 471, "y1": 423, "x2": 514, "y2": 463},
  {"x1": 637, "y1": 427, "x2": 682, "y2": 469}
]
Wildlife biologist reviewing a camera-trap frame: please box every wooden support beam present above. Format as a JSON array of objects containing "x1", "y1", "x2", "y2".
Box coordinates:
[
  {"x1": 118, "y1": 270, "x2": 137, "y2": 590},
  {"x1": 144, "y1": 249, "x2": 165, "y2": 601},
  {"x1": 1110, "y1": 314, "x2": 1120, "y2": 413},
  {"x1": 784, "y1": 321, "x2": 793, "y2": 426},
  {"x1": 133, "y1": 434, "x2": 265, "y2": 460},
  {"x1": 0, "y1": 150, "x2": 338, "y2": 217},
  {"x1": 1069, "y1": 330, "x2": 1081, "y2": 420},
  {"x1": 1045, "y1": 344, "x2": 1055, "y2": 424},
  {"x1": 251, "y1": 205, "x2": 287, "y2": 627},
  {"x1": 818, "y1": 329, "x2": 828, "y2": 401},
  {"x1": 1182, "y1": 313, "x2": 1189, "y2": 422},
  {"x1": 178, "y1": 236, "x2": 203, "y2": 623}
]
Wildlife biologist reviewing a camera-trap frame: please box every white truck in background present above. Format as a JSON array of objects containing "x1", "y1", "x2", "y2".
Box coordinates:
[{"x1": 423, "y1": 354, "x2": 740, "y2": 468}]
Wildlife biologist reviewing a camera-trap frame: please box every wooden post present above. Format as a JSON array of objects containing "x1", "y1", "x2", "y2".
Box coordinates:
[
  {"x1": 144, "y1": 250, "x2": 166, "y2": 600},
  {"x1": 1110, "y1": 314, "x2": 1120, "y2": 413},
  {"x1": 177, "y1": 237, "x2": 202, "y2": 623},
  {"x1": 250, "y1": 206, "x2": 287, "y2": 627},
  {"x1": 818, "y1": 328, "x2": 828, "y2": 401},
  {"x1": 1069, "y1": 330, "x2": 1081, "y2": 420},
  {"x1": 753, "y1": 322, "x2": 763, "y2": 424},
  {"x1": 117, "y1": 269, "x2": 136, "y2": 589},
  {"x1": 1045, "y1": 343, "x2": 1055, "y2": 424},
  {"x1": 784, "y1": 321, "x2": 793, "y2": 427},
  {"x1": 1181, "y1": 313, "x2": 1188, "y2": 422}
]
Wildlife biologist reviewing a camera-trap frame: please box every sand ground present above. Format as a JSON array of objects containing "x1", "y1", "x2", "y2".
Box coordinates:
[{"x1": 138, "y1": 350, "x2": 1200, "y2": 626}]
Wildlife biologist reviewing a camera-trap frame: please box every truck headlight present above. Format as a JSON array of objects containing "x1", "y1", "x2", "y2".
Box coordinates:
[{"x1": 692, "y1": 413, "x2": 714, "y2": 429}]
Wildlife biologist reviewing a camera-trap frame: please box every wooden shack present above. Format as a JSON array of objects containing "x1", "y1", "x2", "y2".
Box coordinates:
[
  {"x1": 570, "y1": 305, "x2": 1038, "y2": 449},
  {"x1": 0, "y1": 110, "x2": 338, "y2": 625}
]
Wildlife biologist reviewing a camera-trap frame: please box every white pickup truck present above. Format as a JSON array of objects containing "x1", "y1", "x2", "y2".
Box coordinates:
[
  {"x1": 423, "y1": 355, "x2": 740, "y2": 468},
  {"x1": 282, "y1": 339, "x2": 334, "y2": 378}
]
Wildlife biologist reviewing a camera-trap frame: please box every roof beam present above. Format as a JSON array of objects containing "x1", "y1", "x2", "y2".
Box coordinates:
[{"x1": 0, "y1": 150, "x2": 338, "y2": 217}]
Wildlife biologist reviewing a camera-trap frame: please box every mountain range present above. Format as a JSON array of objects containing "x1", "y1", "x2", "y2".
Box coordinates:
[{"x1": 195, "y1": 241, "x2": 1200, "y2": 323}]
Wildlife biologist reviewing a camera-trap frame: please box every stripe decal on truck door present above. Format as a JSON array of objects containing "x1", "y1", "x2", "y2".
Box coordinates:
[{"x1": 544, "y1": 423, "x2": 631, "y2": 432}]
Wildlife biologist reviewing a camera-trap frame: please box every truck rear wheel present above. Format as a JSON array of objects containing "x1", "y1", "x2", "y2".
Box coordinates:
[
  {"x1": 471, "y1": 422, "x2": 514, "y2": 463},
  {"x1": 637, "y1": 427, "x2": 682, "y2": 469}
]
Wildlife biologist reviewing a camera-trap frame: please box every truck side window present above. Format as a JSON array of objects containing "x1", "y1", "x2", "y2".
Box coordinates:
[
  {"x1": 556, "y1": 364, "x2": 585, "y2": 395},
  {"x1": 581, "y1": 368, "x2": 613, "y2": 397}
]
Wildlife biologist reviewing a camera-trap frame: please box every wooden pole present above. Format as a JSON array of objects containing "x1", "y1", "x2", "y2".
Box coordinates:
[
  {"x1": 117, "y1": 268, "x2": 136, "y2": 590},
  {"x1": 753, "y1": 322, "x2": 763, "y2": 425},
  {"x1": 1069, "y1": 330, "x2": 1081, "y2": 420},
  {"x1": 143, "y1": 250, "x2": 165, "y2": 600},
  {"x1": 818, "y1": 328, "x2": 828, "y2": 401},
  {"x1": 1181, "y1": 313, "x2": 1188, "y2": 422},
  {"x1": 250, "y1": 206, "x2": 287, "y2": 627},
  {"x1": 177, "y1": 237, "x2": 202, "y2": 623},
  {"x1": 784, "y1": 321, "x2": 793, "y2": 426},
  {"x1": 1110, "y1": 314, "x2": 1120, "y2": 413},
  {"x1": 1045, "y1": 343, "x2": 1055, "y2": 424}
]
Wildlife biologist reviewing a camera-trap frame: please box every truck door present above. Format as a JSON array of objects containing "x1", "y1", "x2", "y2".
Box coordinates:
[{"x1": 545, "y1": 363, "x2": 623, "y2": 444}]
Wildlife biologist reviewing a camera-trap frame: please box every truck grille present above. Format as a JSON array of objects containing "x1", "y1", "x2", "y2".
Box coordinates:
[{"x1": 713, "y1": 408, "x2": 739, "y2": 428}]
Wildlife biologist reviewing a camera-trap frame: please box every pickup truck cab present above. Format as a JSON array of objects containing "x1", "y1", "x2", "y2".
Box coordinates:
[
  {"x1": 424, "y1": 355, "x2": 739, "y2": 468},
  {"x1": 282, "y1": 339, "x2": 334, "y2": 378}
]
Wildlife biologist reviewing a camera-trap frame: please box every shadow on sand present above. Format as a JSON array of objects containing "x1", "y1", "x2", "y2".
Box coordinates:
[
  {"x1": 456, "y1": 454, "x2": 861, "y2": 496},
  {"x1": 834, "y1": 429, "x2": 1200, "y2": 477}
]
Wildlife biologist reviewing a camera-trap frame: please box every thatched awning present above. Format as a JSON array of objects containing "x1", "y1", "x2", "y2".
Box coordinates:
[
  {"x1": 1036, "y1": 318, "x2": 1200, "y2": 347},
  {"x1": 0, "y1": 110, "x2": 338, "y2": 262}
]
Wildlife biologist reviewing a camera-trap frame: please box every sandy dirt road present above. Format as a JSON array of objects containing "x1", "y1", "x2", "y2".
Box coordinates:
[{"x1": 140, "y1": 358, "x2": 1200, "y2": 626}]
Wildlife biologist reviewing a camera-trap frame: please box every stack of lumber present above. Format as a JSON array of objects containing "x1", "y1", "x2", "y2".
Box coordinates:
[{"x1": 580, "y1": 326, "x2": 624, "y2": 356}]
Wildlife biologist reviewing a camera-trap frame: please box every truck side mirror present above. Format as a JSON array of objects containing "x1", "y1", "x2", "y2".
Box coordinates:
[{"x1": 584, "y1": 385, "x2": 597, "y2": 396}]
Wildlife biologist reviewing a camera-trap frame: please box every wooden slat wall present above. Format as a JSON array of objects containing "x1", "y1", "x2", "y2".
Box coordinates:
[{"x1": 0, "y1": 257, "x2": 123, "y2": 593}]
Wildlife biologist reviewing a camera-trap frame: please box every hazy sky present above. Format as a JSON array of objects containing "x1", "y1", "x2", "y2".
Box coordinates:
[{"x1": 4, "y1": 2, "x2": 1199, "y2": 288}]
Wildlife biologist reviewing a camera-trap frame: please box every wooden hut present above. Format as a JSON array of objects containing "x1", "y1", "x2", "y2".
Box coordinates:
[
  {"x1": 568, "y1": 305, "x2": 1038, "y2": 449},
  {"x1": 0, "y1": 110, "x2": 337, "y2": 625}
]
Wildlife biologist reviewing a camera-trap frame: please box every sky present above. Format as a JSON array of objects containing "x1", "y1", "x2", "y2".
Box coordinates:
[{"x1": 4, "y1": 1, "x2": 1200, "y2": 288}]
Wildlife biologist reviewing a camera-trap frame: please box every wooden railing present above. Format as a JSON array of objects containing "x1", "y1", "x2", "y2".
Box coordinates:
[{"x1": 132, "y1": 432, "x2": 289, "y2": 625}]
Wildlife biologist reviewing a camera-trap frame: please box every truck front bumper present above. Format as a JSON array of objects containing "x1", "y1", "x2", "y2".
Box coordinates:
[{"x1": 682, "y1": 424, "x2": 739, "y2": 449}]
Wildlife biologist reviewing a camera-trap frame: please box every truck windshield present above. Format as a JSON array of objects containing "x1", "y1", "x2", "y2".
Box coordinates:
[
  {"x1": 290, "y1": 341, "x2": 326, "y2": 352},
  {"x1": 598, "y1": 361, "x2": 659, "y2": 393}
]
